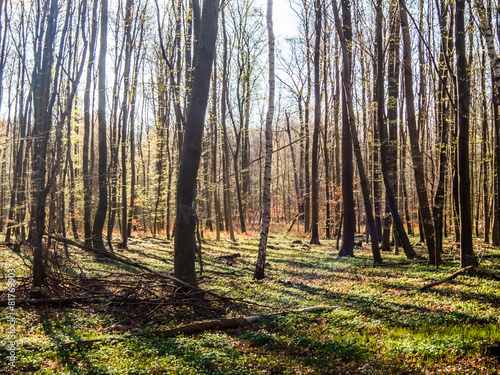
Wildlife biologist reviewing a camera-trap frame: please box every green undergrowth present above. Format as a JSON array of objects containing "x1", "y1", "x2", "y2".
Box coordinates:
[{"x1": 1, "y1": 232, "x2": 500, "y2": 374}]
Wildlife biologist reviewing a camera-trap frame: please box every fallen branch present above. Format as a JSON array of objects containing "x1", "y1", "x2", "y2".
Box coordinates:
[
  {"x1": 0, "y1": 296, "x2": 168, "y2": 307},
  {"x1": 0, "y1": 306, "x2": 337, "y2": 353},
  {"x1": 418, "y1": 266, "x2": 500, "y2": 291},
  {"x1": 45, "y1": 233, "x2": 200, "y2": 293},
  {"x1": 152, "y1": 305, "x2": 337, "y2": 338},
  {"x1": 475, "y1": 266, "x2": 500, "y2": 280}
]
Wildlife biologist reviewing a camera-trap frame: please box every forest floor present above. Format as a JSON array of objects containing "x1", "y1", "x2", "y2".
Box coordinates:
[{"x1": 1, "y1": 230, "x2": 500, "y2": 374}]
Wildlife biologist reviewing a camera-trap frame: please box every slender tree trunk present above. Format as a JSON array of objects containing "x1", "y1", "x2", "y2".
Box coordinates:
[
  {"x1": 211, "y1": 58, "x2": 221, "y2": 240},
  {"x1": 254, "y1": 0, "x2": 274, "y2": 280},
  {"x1": 475, "y1": 0, "x2": 500, "y2": 246},
  {"x1": 481, "y1": 49, "x2": 490, "y2": 243},
  {"x1": 119, "y1": 0, "x2": 134, "y2": 249},
  {"x1": 83, "y1": 0, "x2": 98, "y2": 249},
  {"x1": 310, "y1": 0, "x2": 321, "y2": 245},
  {"x1": 285, "y1": 112, "x2": 302, "y2": 223},
  {"x1": 324, "y1": 13, "x2": 331, "y2": 239},
  {"x1": 387, "y1": 0, "x2": 400, "y2": 251},
  {"x1": 128, "y1": 8, "x2": 146, "y2": 237},
  {"x1": 221, "y1": 9, "x2": 235, "y2": 241},
  {"x1": 93, "y1": 0, "x2": 109, "y2": 251},
  {"x1": 337, "y1": 0, "x2": 355, "y2": 257}
]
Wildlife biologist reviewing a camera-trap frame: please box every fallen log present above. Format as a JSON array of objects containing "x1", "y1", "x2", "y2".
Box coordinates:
[
  {"x1": 418, "y1": 266, "x2": 500, "y2": 291},
  {"x1": 0, "y1": 306, "x2": 337, "y2": 353},
  {"x1": 152, "y1": 305, "x2": 337, "y2": 338}
]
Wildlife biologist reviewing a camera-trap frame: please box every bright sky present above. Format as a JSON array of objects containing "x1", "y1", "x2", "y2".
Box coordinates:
[{"x1": 256, "y1": 0, "x2": 299, "y2": 39}]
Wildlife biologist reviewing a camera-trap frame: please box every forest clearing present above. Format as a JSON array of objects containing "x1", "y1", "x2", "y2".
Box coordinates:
[{"x1": 1, "y1": 232, "x2": 500, "y2": 374}]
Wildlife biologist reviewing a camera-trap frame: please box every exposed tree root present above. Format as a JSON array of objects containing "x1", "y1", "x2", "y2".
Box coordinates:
[{"x1": 419, "y1": 266, "x2": 500, "y2": 291}]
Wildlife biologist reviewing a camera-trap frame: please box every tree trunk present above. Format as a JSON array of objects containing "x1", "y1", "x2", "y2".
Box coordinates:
[
  {"x1": 83, "y1": 0, "x2": 98, "y2": 249},
  {"x1": 373, "y1": 0, "x2": 416, "y2": 260},
  {"x1": 285, "y1": 112, "x2": 302, "y2": 224},
  {"x1": 338, "y1": 0, "x2": 355, "y2": 257},
  {"x1": 400, "y1": 0, "x2": 440, "y2": 265},
  {"x1": 332, "y1": 0, "x2": 383, "y2": 264},
  {"x1": 475, "y1": 0, "x2": 500, "y2": 247},
  {"x1": 31, "y1": 0, "x2": 59, "y2": 294},
  {"x1": 119, "y1": 0, "x2": 134, "y2": 249},
  {"x1": 456, "y1": 0, "x2": 477, "y2": 268},
  {"x1": 481, "y1": 48, "x2": 490, "y2": 244},
  {"x1": 93, "y1": 0, "x2": 109, "y2": 251},
  {"x1": 254, "y1": 0, "x2": 274, "y2": 280},
  {"x1": 174, "y1": 0, "x2": 219, "y2": 285},
  {"x1": 386, "y1": 0, "x2": 400, "y2": 252},
  {"x1": 221, "y1": 9, "x2": 235, "y2": 242},
  {"x1": 310, "y1": 0, "x2": 321, "y2": 245},
  {"x1": 433, "y1": 0, "x2": 451, "y2": 256}
]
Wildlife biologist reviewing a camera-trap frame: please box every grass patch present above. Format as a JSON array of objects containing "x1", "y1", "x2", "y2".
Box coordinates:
[{"x1": 1, "y1": 232, "x2": 500, "y2": 374}]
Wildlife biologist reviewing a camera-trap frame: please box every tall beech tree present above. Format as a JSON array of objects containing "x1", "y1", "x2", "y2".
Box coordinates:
[
  {"x1": 174, "y1": 0, "x2": 219, "y2": 285},
  {"x1": 254, "y1": 0, "x2": 274, "y2": 280},
  {"x1": 456, "y1": 0, "x2": 477, "y2": 267},
  {"x1": 93, "y1": 0, "x2": 109, "y2": 251},
  {"x1": 338, "y1": 0, "x2": 355, "y2": 257},
  {"x1": 375, "y1": 0, "x2": 416, "y2": 259},
  {"x1": 83, "y1": 0, "x2": 99, "y2": 249},
  {"x1": 433, "y1": 0, "x2": 451, "y2": 256},
  {"x1": 309, "y1": 0, "x2": 321, "y2": 245},
  {"x1": 332, "y1": 0, "x2": 383, "y2": 263},
  {"x1": 31, "y1": 0, "x2": 61, "y2": 294},
  {"x1": 400, "y1": 0, "x2": 440, "y2": 266}
]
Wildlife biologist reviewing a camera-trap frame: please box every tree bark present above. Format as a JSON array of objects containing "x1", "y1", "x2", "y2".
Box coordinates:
[
  {"x1": 456, "y1": 0, "x2": 477, "y2": 268},
  {"x1": 119, "y1": 0, "x2": 134, "y2": 249},
  {"x1": 220, "y1": 9, "x2": 235, "y2": 242},
  {"x1": 83, "y1": 0, "x2": 99, "y2": 249},
  {"x1": 93, "y1": 0, "x2": 109, "y2": 251},
  {"x1": 310, "y1": 0, "x2": 321, "y2": 245},
  {"x1": 332, "y1": 0, "x2": 383, "y2": 264},
  {"x1": 254, "y1": 0, "x2": 275, "y2": 280},
  {"x1": 174, "y1": 0, "x2": 219, "y2": 285},
  {"x1": 338, "y1": 0, "x2": 355, "y2": 257},
  {"x1": 433, "y1": 0, "x2": 451, "y2": 256},
  {"x1": 400, "y1": 0, "x2": 440, "y2": 265},
  {"x1": 31, "y1": 0, "x2": 59, "y2": 294}
]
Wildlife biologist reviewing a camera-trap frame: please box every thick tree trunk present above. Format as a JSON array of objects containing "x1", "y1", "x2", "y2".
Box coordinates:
[
  {"x1": 174, "y1": 0, "x2": 219, "y2": 285},
  {"x1": 338, "y1": 0, "x2": 355, "y2": 257},
  {"x1": 31, "y1": 0, "x2": 59, "y2": 294},
  {"x1": 456, "y1": 0, "x2": 477, "y2": 268},
  {"x1": 433, "y1": 0, "x2": 451, "y2": 256},
  {"x1": 400, "y1": 1, "x2": 439, "y2": 265},
  {"x1": 254, "y1": 0, "x2": 274, "y2": 280}
]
